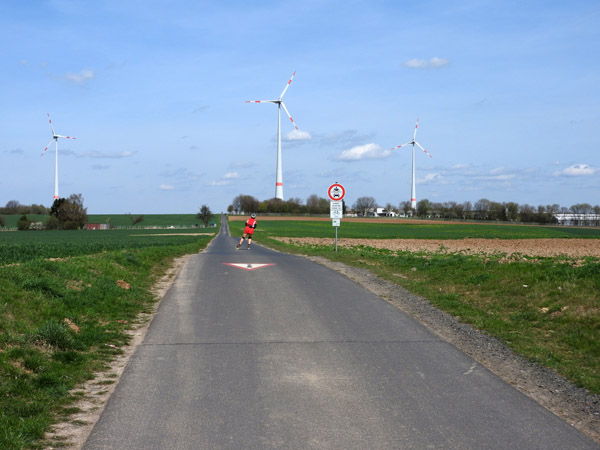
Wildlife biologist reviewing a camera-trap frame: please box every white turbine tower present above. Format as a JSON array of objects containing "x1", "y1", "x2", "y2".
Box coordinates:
[
  {"x1": 390, "y1": 118, "x2": 433, "y2": 209},
  {"x1": 246, "y1": 71, "x2": 299, "y2": 200},
  {"x1": 41, "y1": 113, "x2": 76, "y2": 200}
]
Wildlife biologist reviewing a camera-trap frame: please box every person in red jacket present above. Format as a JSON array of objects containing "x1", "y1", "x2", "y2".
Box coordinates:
[{"x1": 236, "y1": 213, "x2": 257, "y2": 250}]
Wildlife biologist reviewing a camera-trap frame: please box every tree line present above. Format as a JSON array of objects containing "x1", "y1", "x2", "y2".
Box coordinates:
[
  {"x1": 0, "y1": 195, "x2": 88, "y2": 230},
  {"x1": 228, "y1": 194, "x2": 343, "y2": 215},
  {"x1": 228, "y1": 194, "x2": 600, "y2": 226}
]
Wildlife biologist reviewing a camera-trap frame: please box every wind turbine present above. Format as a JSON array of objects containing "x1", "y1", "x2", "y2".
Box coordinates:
[
  {"x1": 41, "y1": 113, "x2": 76, "y2": 200},
  {"x1": 390, "y1": 118, "x2": 433, "y2": 209},
  {"x1": 246, "y1": 71, "x2": 299, "y2": 200}
]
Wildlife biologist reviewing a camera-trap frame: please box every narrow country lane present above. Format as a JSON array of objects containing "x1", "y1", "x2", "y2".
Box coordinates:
[{"x1": 83, "y1": 217, "x2": 599, "y2": 449}]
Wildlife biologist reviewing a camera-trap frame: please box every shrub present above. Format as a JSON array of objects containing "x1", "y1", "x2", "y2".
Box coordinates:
[{"x1": 17, "y1": 214, "x2": 30, "y2": 231}]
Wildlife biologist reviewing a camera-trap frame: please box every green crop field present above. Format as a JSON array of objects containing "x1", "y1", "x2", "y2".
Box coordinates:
[
  {"x1": 0, "y1": 228, "x2": 216, "y2": 265},
  {"x1": 246, "y1": 218, "x2": 600, "y2": 397},
  {"x1": 255, "y1": 219, "x2": 600, "y2": 240},
  {"x1": 0, "y1": 218, "x2": 219, "y2": 449}
]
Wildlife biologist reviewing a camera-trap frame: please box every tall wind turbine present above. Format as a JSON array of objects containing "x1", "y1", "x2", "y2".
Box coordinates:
[
  {"x1": 41, "y1": 113, "x2": 76, "y2": 200},
  {"x1": 390, "y1": 118, "x2": 433, "y2": 209},
  {"x1": 246, "y1": 71, "x2": 299, "y2": 200}
]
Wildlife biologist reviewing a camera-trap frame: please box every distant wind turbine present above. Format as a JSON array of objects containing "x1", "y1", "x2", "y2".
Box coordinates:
[
  {"x1": 41, "y1": 113, "x2": 76, "y2": 200},
  {"x1": 390, "y1": 118, "x2": 433, "y2": 209},
  {"x1": 246, "y1": 72, "x2": 299, "y2": 200}
]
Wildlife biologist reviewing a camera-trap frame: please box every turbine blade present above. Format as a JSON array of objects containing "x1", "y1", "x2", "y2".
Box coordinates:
[
  {"x1": 41, "y1": 138, "x2": 55, "y2": 156},
  {"x1": 279, "y1": 71, "x2": 296, "y2": 99},
  {"x1": 245, "y1": 100, "x2": 277, "y2": 104},
  {"x1": 413, "y1": 118, "x2": 419, "y2": 141},
  {"x1": 47, "y1": 113, "x2": 56, "y2": 136},
  {"x1": 55, "y1": 134, "x2": 76, "y2": 139},
  {"x1": 415, "y1": 141, "x2": 433, "y2": 157},
  {"x1": 391, "y1": 142, "x2": 413, "y2": 150},
  {"x1": 280, "y1": 102, "x2": 299, "y2": 130}
]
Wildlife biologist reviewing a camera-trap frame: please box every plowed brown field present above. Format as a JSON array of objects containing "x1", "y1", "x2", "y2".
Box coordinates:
[{"x1": 270, "y1": 237, "x2": 600, "y2": 258}]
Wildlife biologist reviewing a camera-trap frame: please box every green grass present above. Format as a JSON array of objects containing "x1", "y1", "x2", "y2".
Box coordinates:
[
  {"x1": 0, "y1": 227, "x2": 218, "y2": 265},
  {"x1": 1, "y1": 213, "x2": 213, "y2": 229},
  {"x1": 0, "y1": 221, "x2": 219, "y2": 449},
  {"x1": 255, "y1": 219, "x2": 600, "y2": 239},
  {"x1": 250, "y1": 218, "x2": 600, "y2": 395}
]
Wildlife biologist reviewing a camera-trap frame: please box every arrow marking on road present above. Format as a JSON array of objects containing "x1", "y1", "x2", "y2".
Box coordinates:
[{"x1": 223, "y1": 263, "x2": 276, "y2": 271}]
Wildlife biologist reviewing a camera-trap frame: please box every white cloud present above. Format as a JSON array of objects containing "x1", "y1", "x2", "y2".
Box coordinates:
[
  {"x1": 403, "y1": 57, "x2": 449, "y2": 69},
  {"x1": 64, "y1": 69, "x2": 95, "y2": 84},
  {"x1": 419, "y1": 173, "x2": 443, "y2": 183},
  {"x1": 335, "y1": 143, "x2": 392, "y2": 161},
  {"x1": 208, "y1": 171, "x2": 241, "y2": 186},
  {"x1": 558, "y1": 164, "x2": 598, "y2": 176},
  {"x1": 283, "y1": 129, "x2": 312, "y2": 141},
  {"x1": 450, "y1": 164, "x2": 470, "y2": 170},
  {"x1": 159, "y1": 184, "x2": 175, "y2": 190},
  {"x1": 476, "y1": 174, "x2": 516, "y2": 181},
  {"x1": 207, "y1": 180, "x2": 230, "y2": 186}
]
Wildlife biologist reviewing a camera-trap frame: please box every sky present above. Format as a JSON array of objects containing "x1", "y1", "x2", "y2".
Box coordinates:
[{"x1": 1, "y1": 0, "x2": 599, "y2": 214}]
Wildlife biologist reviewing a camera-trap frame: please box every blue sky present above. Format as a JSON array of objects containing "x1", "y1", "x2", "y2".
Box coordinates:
[{"x1": 1, "y1": 0, "x2": 599, "y2": 214}]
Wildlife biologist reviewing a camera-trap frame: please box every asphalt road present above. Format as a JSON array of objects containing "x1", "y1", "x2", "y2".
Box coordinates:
[{"x1": 83, "y1": 218, "x2": 599, "y2": 449}]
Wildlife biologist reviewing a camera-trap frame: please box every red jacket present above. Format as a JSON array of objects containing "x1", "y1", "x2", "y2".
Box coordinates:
[{"x1": 244, "y1": 218, "x2": 257, "y2": 234}]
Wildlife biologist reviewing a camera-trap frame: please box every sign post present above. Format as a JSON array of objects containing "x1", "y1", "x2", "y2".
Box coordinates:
[{"x1": 328, "y1": 183, "x2": 346, "y2": 251}]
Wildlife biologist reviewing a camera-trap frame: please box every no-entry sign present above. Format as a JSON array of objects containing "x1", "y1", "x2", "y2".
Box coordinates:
[{"x1": 328, "y1": 183, "x2": 345, "y2": 201}]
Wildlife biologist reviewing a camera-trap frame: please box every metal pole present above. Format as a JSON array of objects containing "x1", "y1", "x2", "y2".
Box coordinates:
[{"x1": 335, "y1": 226, "x2": 338, "y2": 252}]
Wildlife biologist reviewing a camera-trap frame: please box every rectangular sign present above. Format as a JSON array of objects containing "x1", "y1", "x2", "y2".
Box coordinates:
[
  {"x1": 330, "y1": 201, "x2": 343, "y2": 219},
  {"x1": 332, "y1": 218, "x2": 340, "y2": 227}
]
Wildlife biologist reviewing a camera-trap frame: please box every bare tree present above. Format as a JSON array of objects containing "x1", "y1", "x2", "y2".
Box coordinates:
[
  {"x1": 353, "y1": 196, "x2": 377, "y2": 216},
  {"x1": 399, "y1": 201, "x2": 412, "y2": 216},
  {"x1": 473, "y1": 198, "x2": 490, "y2": 220}
]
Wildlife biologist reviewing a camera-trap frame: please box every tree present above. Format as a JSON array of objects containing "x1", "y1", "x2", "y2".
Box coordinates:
[
  {"x1": 128, "y1": 214, "x2": 145, "y2": 226},
  {"x1": 50, "y1": 194, "x2": 88, "y2": 230},
  {"x1": 473, "y1": 198, "x2": 490, "y2": 220},
  {"x1": 306, "y1": 194, "x2": 329, "y2": 214},
  {"x1": 17, "y1": 214, "x2": 30, "y2": 231},
  {"x1": 505, "y1": 202, "x2": 519, "y2": 221},
  {"x1": 353, "y1": 196, "x2": 377, "y2": 216},
  {"x1": 571, "y1": 203, "x2": 592, "y2": 214},
  {"x1": 197, "y1": 205, "x2": 213, "y2": 227},
  {"x1": 0, "y1": 215, "x2": 5, "y2": 228},
  {"x1": 399, "y1": 201, "x2": 412, "y2": 216},
  {"x1": 3, "y1": 200, "x2": 21, "y2": 214},
  {"x1": 416, "y1": 199, "x2": 431, "y2": 217},
  {"x1": 232, "y1": 194, "x2": 259, "y2": 214}
]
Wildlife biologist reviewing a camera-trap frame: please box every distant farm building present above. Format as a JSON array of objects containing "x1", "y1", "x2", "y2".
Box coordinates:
[
  {"x1": 86, "y1": 223, "x2": 110, "y2": 230},
  {"x1": 553, "y1": 214, "x2": 600, "y2": 227}
]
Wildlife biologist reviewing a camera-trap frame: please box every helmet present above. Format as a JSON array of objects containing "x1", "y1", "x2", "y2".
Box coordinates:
[{"x1": 251, "y1": 213, "x2": 256, "y2": 219}]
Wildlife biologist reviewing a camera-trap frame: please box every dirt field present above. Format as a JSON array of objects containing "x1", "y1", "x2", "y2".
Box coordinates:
[{"x1": 270, "y1": 237, "x2": 600, "y2": 258}]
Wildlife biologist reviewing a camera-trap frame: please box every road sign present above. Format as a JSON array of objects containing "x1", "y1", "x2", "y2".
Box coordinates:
[
  {"x1": 328, "y1": 183, "x2": 345, "y2": 201},
  {"x1": 330, "y1": 201, "x2": 343, "y2": 219},
  {"x1": 332, "y1": 218, "x2": 340, "y2": 227}
]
